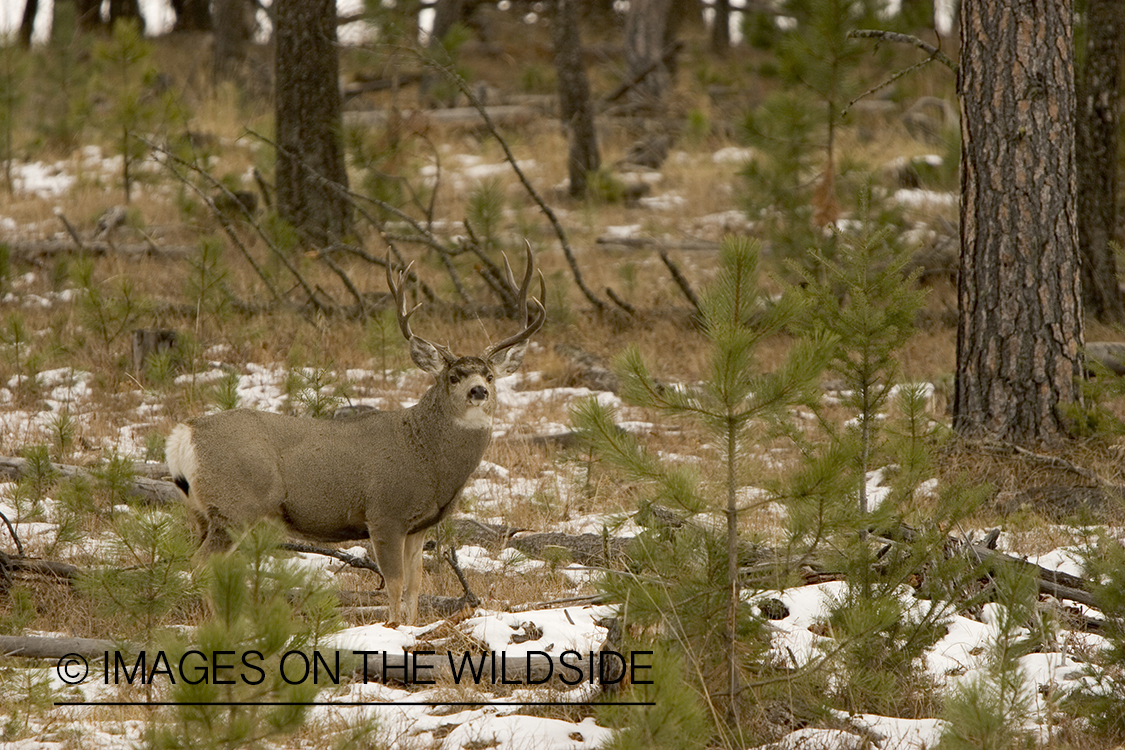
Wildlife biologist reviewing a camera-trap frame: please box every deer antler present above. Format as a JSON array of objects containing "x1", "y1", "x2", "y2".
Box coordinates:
[
  {"x1": 486, "y1": 243, "x2": 547, "y2": 359},
  {"x1": 386, "y1": 256, "x2": 454, "y2": 360}
]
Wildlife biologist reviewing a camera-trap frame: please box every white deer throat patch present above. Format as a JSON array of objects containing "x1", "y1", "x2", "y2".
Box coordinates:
[{"x1": 455, "y1": 406, "x2": 493, "y2": 430}]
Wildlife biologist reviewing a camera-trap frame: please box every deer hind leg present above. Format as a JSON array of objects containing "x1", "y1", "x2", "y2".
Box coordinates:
[
  {"x1": 371, "y1": 533, "x2": 407, "y2": 624},
  {"x1": 402, "y1": 532, "x2": 426, "y2": 624}
]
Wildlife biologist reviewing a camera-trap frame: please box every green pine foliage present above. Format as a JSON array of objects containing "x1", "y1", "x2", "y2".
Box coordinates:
[
  {"x1": 599, "y1": 647, "x2": 712, "y2": 750},
  {"x1": 574, "y1": 237, "x2": 834, "y2": 738},
  {"x1": 466, "y1": 177, "x2": 505, "y2": 250},
  {"x1": 184, "y1": 236, "x2": 234, "y2": 333},
  {"x1": 779, "y1": 221, "x2": 981, "y2": 717},
  {"x1": 739, "y1": 1, "x2": 906, "y2": 272},
  {"x1": 153, "y1": 521, "x2": 341, "y2": 750},
  {"x1": 92, "y1": 20, "x2": 189, "y2": 203},
  {"x1": 77, "y1": 506, "x2": 197, "y2": 648},
  {"x1": 363, "y1": 307, "x2": 406, "y2": 381},
  {"x1": 71, "y1": 255, "x2": 151, "y2": 370},
  {"x1": 1, "y1": 312, "x2": 43, "y2": 404},
  {"x1": 937, "y1": 564, "x2": 1038, "y2": 750},
  {"x1": 790, "y1": 220, "x2": 926, "y2": 515},
  {"x1": 286, "y1": 367, "x2": 348, "y2": 418},
  {"x1": 1063, "y1": 536, "x2": 1125, "y2": 739}
]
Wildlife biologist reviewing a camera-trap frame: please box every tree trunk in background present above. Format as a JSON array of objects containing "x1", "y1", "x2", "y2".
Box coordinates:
[
  {"x1": 18, "y1": 0, "x2": 38, "y2": 47},
  {"x1": 74, "y1": 0, "x2": 103, "y2": 32},
  {"x1": 108, "y1": 0, "x2": 145, "y2": 31},
  {"x1": 275, "y1": 0, "x2": 352, "y2": 246},
  {"x1": 1077, "y1": 0, "x2": 1125, "y2": 324},
  {"x1": 954, "y1": 0, "x2": 1084, "y2": 447},
  {"x1": 172, "y1": 0, "x2": 213, "y2": 32},
  {"x1": 552, "y1": 0, "x2": 600, "y2": 198},
  {"x1": 430, "y1": 0, "x2": 465, "y2": 43},
  {"x1": 624, "y1": 0, "x2": 673, "y2": 111},
  {"x1": 710, "y1": 0, "x2": 730, "y2": 55},
  {"x1": 213, "y1": 0, "x2": 252, "y2": 85}
]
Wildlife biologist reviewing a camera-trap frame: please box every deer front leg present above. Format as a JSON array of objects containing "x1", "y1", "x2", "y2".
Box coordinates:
[
  {"x1": 371, "y1": 532, "x2": 406, "y2": 624},
  {"x1": 402, "y1": 532, "x2": 426, "y2": 624}
]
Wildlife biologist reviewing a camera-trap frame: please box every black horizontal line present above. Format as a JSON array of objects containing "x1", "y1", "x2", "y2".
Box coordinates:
[{"x1": 54, "y1": 701, "x2": 655, "y2": 707}]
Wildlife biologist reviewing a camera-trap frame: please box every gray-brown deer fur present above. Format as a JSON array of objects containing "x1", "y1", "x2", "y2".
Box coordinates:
[{"x1": 166, "y1": 249, "x2": 545, "y2": 624}]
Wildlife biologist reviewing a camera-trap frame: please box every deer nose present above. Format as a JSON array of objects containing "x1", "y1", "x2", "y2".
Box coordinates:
[{"x1": 469, "y1": 385, "x2": 489, "y2": 402}]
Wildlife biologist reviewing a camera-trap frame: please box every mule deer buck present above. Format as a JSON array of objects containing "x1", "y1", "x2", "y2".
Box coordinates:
[{"x1": 166, "y1": 248, "x2": 545, "y2": 623}]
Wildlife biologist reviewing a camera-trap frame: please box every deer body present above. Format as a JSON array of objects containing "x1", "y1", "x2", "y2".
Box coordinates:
[{"x1": 167, "y1": 250, "x2": 544, "y2": 624}]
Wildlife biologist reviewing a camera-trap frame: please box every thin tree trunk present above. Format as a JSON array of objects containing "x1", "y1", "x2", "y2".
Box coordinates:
[
  {"x1": 710, "y1": 0, "x2": 730, "y2": 55},
  {"x1": 213, "y1": 0, "x2": 251, "y2": 85},
  {"x1": 18, "y1": 0, "x2": 38, "y2": 48},
  {"x1": 108, "y1": 0, "x2": 145, "y2": 31},
  {"x1": 74, "y1": 0, "x2": 103, "y2": 32},
  {"x1": 954, "y1": 0, "x2": 1084, "y2": 447},
  {"x1": 172, "y1": 0, "x2": 213, "y2": 32},
  {"x1": 552, "y1": 0, "x2": 600, "y2": 198},
  {"x1": 725, "y1": 417, "x2": 741, "y2": 724},
  {"x1": 1076, "y1": 0, "x2": 1125, "y2": 323},
  {"x1": 430, "y1": 0, "x2": 465, "y2": 43},
  {"x1": 275, "y1": 0, "x2": 353, "y2": 246},
  {"x1": 623, "y1": 0, "x2": 673, "y2": 111}
]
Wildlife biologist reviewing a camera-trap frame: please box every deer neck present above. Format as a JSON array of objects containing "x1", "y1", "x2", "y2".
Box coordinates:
[{"x1": 407, "y1": 385, "x2": 493, "y2": 458}]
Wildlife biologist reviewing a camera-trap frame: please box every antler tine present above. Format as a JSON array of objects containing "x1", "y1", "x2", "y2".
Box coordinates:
[
  {"x1": 486, "y1": 269, "x2": 547, "y2": 359},
  {"x1": 385, "y1": 256, "x2": 423, "y2": 341}
]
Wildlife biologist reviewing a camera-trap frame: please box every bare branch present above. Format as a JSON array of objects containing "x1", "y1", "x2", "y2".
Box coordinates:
[
  {"x1": 417, "y1": 50, "x2": 608, "y2": 313},
  {"x1": 658, "y1": 249, "x2": 702, "y2": 314},
  {"x1": 849, "y1": 29, "x2": 957, "y2": 71}
]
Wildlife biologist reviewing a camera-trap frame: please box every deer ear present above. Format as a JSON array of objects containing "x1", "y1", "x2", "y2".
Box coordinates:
[
  {"x1": 410, "y1": 338, "x2": 454, "y2": 376},
  {"x1": 488, "y1": 341, "x2": 528, "y2": 378}
]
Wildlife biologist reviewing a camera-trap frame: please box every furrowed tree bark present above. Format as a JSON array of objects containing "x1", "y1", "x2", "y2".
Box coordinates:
[
  {"x1": 1076, "y1": 0, "x2": 1125, "y2": 323},
  {"x1": 275, "y1": 0, "x2": 353, "y2": 246},
  {"x1": 552, "y1": 0, "x2": 600, "y2": 198},
  {"x1": 953, "y1": 0, "x2": 1085, "y2": 447}
]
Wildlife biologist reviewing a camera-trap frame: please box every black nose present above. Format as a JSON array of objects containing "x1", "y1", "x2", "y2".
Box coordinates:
[{"x1": 469, "y1": 385, "x2": 488, "y2": 401}]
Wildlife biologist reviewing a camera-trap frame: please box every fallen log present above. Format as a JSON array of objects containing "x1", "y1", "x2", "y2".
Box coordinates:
[
  {"x1": 0, "y1": 633, "x2": 114, "y2": 659},
  {"x1": 0, "y1": 456, "x2": 181, "y2": 505},
  {"x1": 6, "y1": 238, "x2": 195, "y2": 264},
  {"x1": 0, "y1": 549, "x2": 80, "y2": 580}
]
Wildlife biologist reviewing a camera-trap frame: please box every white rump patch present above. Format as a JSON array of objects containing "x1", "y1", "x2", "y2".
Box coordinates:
[{"x1": 165, "y1": 423, "x2": 198, "y2": 487}]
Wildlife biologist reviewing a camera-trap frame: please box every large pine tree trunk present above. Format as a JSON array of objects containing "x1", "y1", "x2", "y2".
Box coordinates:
[
  {"x1": 275, "y1": 0, "x2": 352, "y2": 246},
  {"x1": 552, "y1": 0, "x2": 600, "y2": 198},
  {"x1": 954, "y1": 0, "x2": 1084, "y2": 447},
  {"x1": 1076, "y1": 0, "x2": 1124, "y2": 323}
]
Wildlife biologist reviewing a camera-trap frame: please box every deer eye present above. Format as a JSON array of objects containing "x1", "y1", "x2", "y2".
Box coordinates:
[
  {"x1": 486, "y1": 373, "x2": 494, "y2": 383},
  {"x1": 449, "y1": 373, "x2": 460, "y2": 385}
]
